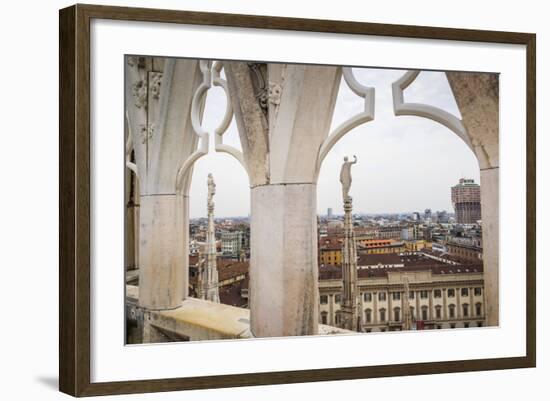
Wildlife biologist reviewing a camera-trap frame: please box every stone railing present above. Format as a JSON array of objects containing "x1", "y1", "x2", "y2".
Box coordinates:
[{"x1": 126, "y1": 285, "x2": 352, "y2": 343}]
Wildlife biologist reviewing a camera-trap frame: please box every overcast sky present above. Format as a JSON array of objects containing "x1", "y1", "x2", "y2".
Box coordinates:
[{"x1": 188, "y1": 67, "x2": 480, "y2": 218}]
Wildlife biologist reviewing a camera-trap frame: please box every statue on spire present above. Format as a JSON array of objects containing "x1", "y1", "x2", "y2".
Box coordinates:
[
  {"x1": 340, "y1": 156, "x2": 360, "y2": 331},
  {"x1": 198, "y1": 173, "x2": 220, "y2": 303},
  {"x1": 340, "y1": 155, "x2": 357, "y2": 201},
  {"x1": 207, "y1": 173, "x2": 216, "y2": 208}
]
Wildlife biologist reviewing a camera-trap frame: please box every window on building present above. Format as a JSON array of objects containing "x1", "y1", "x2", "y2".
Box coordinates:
[
  {"x1": 365, "y1": 308, "x2": 372, "y2": 323},
  {"x1": 436, "y1": 325, "x2": 442, "y2": 329},
  {"x1": 474, "y1": 287, "x2": 482, "y2": 296},
  {"x1": 393, "y1": 307, "x2": 401, "y2": 322},
  {"x1": 420, "y1": 290, "x2": 428, "y2": 299},
  {"x1": 475, "y1": 302, "x2": 482, "y2": 317},
  {"x1": 461, "y1": 288, "x2": 469, "y2": 297},
  {"x1": 448, "y1": 289, "x2": 455, "y2": 297},
  {"x1": 434, "y1": 289, "x2": 442, "y2": 298},
  {"x1": 335, "y1": 312, "x2": 341, "y2": 325},
  {"x1": 335, "y1": 294, "x2": 341, "y2": 304},
  {"x1": 450, "y1": 323, "x2": 456, "y2": 329},
  {"x1": 462, "y1": 303, "x2": 469, "y2": 317},
  {"x1": 409, "y1": 306, "x2": 415, "y2": 320},
  {"x1": 435, "y1": 305, "x2": 442, "y2": 319},
  {"x1": 409, "y1": 291, "x2": 415, "y2": 299},
  {"x1": 392, "y1": 292, "x2": 401, "y2": 301},
  {"x1": 378, "y1": 292, "x2": 387, "y2": 301},
  {"x1": 449, "y1": 304, "x2": 456, "y2": 319},
  {"x1": 363, "y1": 292, "x2": 372, "y2": 302},
  {"x1": 421, "y1": 306, "x2": 428, "y2": 321},
  {"x1": 320, "y1": 295, "x2": 328, "y2": 305},
  {"x1": 464, "y1": 322, "x2": 470, "y2": 328},
  {"x1": 379, "y1": 308, "x2": 386, "y2": 322},
  {"x1": 321, "y1": 312, "x2": 328, "y2": 325},
  {"x1": 477, "y1": 321, "x2": 483, "y2": 327}
]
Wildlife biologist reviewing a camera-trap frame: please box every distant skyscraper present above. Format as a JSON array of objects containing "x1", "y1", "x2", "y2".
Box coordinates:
[
  {"x1": 424, "y1": 208, "x2": 432, "y2": 221},
  {"x1": 451, "y1": 178, "x2": 481, "y2": 224},
  {"x1": 327, "y1": 207, "x2": 333, "y2": 218}
]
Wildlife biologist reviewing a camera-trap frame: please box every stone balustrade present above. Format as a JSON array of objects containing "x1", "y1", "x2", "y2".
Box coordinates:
[{"x1": 126, "y1": 285, "x2": 353, "y2": 343}]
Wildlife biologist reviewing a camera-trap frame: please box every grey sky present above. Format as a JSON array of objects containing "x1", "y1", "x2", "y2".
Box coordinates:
[{"x1": 188, "y1": 67, "x2": 480, "y2": 218}]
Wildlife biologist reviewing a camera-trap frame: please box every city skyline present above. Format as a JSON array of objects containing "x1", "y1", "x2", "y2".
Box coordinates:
[{"x1": 187, "y1": 67, "x2": 479, "y2": 218}]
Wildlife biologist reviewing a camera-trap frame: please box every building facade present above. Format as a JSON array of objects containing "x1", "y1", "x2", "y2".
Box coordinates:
[
  {"x1": 221, "y1": 231, "x2": 245, "y2": 257},
  {"x1": 319, "y1": 254, "x2": 485, "y2": 332}
]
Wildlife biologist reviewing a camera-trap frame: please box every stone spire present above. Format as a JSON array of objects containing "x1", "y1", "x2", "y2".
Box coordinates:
[
  {"x1": 402, "y1": 276, "x2": 412, "y2": 330},
  {"x1": 340, "y1": 156, "x2": 360, "y2": 331},
  {"x1": 198, "y1": 173, "x2": 220, "y2": 303}
]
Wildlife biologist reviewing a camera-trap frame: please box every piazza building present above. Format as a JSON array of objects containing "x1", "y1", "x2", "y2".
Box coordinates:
[{"x1": 318, "y1": 252, "x2": 485, "y2": 331}]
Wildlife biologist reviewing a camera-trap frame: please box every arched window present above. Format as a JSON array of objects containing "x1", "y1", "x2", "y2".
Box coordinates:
[
  {"x1": 365, "y1": 308, "x2": 372, "y2": 323},
  {"x1": 435, "y1": 305, "x2": 442, "y2": 319},
  {"x1": 379, "y1": 308, "x2": 386, "y2": 322},
  {"x1": 462, "y1": 303, "x2": 469, "y2": 317},
  {"x1": 475, "y1": 302, "x2": 482, "y2": 317},
  {"x1": 335, "y1": 311, "x2": 342, "y2": 325},
  {"x1": 393, "y1": 307, "x2": 401, "y2": 322},
  {"x1": 421, "y1": 305, "x2": 428, "y2": 321},
  {"x1": 449, "y1": 304, "x2": 456, "y2": 319},
  {"x1": 320, "y1": 311, "x2": 328, "y2": 325}
]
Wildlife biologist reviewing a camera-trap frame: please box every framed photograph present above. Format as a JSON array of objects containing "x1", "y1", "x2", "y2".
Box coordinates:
[{"x1": 59, "y1": 3, "x2": 536, "y2": 397}]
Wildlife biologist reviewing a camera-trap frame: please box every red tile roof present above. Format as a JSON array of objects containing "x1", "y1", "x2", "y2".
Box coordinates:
[{"x1": 319, "y1": 253, "x2": 483, "y2": 280}]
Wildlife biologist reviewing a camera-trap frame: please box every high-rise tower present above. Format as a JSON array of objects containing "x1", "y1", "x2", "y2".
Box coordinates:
[{"x1": 451, "y1": 178, "x2": 481, "y2": 224}]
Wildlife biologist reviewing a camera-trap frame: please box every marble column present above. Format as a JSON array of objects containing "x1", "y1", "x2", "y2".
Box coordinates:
[
  {"x1": 125, "y1": 57, "x2": 203, "y2": 310},
  {"x1": 447, "y1": 72, "x2": 499, "y2": 327},
  {"x1": 226, "y1": 62, "x2": 342, "y2": 337}
]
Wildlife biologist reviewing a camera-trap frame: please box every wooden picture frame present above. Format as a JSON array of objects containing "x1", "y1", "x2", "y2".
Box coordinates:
[{"x1": 59, "y1": 3, "x2": 536, "y2": 397}]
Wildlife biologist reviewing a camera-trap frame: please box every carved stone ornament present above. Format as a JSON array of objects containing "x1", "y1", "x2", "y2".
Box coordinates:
[
  {"x1": 150, "y1": 72, "x2": 162, "y2": 100},
  {"x1": 268, "y1": 82, "x2": 282, "y2": 106},
  {"x1": 139, "y1": 123, "x2": 154, "y2": 144},
  {"x1": 127, "y1": 56, "x2": 146, "y2": 69},
  {"x1": 247, "y1": 63, "x2": 269, "y2": 115},
  {"x1": 132, "y1": 79, "x2": 147, "y2": 109}
]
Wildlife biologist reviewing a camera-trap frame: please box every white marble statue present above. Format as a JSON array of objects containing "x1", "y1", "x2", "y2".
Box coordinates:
[
  {"x1": 207, "y1": 173, "x2": 216, "y2": 207},
  {"x1": 340, "y1": 155, "x2": 357, "y2": 201}
]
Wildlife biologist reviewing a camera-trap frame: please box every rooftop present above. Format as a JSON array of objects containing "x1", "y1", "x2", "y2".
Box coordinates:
[{"x1": 319, "y1": 252, "x2": 483, "y2": 280}]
